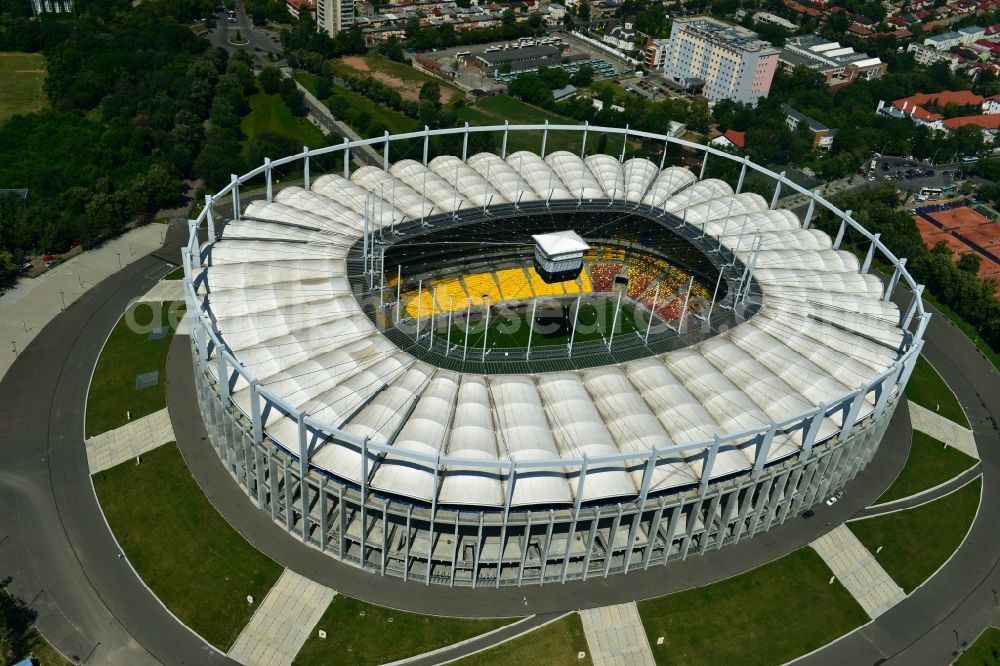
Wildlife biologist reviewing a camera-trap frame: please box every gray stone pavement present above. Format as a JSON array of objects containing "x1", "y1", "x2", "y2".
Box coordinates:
[
  {"x1": 228, "y1": 569, "x2": 335, "y2": 666},
  {"x1": 908, "y1": 400, "x2": 978, "y2": 459},
  {"x1": 0, "y1": 223, "x2": 173, "y2": 381},
  {"x1": 85, "y1": 409, "x2": 175, "y2": 474},
  {"x1": 811, "y1": 525, "x2": 906, "y2": 619},
  {"x1": 136, "y1": 279, "x2": 184, "y2": 304},
  {"x1": 580, "y1": 603, "x2": 655, "y2": 666}
]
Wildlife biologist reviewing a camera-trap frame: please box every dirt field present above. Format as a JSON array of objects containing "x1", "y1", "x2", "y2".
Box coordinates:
[{"x1": 340, "y1": 55, "x2": 457, "y2": 105}]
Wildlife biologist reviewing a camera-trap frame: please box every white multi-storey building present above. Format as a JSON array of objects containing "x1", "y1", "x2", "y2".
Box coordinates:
[
  {"x1": 316, "y1": 0, "x2": 353, "y2": 35},
  {"x1": 663, "y1": 17, "x2": 779, "y2": 105}
]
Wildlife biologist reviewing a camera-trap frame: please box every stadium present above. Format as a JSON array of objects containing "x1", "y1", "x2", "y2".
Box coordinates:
[{"x1": 183, "y1": 124, "x2": 927, "y2": 587}]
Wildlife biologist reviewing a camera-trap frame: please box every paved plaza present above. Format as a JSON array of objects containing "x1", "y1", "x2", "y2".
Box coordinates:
[
  {"x1": 811, "y1": 525, "x2": 906, "y2": 619},
  {"x1": 579, "y1": 602, "x2": 655, "y2": 666},
  {"x1": 85, "y1": 408, "x2": 176, "y2": 473},
  {"x1": 908, "y1": 400, "x2": 978, "y2": 459},
  {"x1": 228, "y1": 569, "x2": 336, "y2": 666},
  {"x1": 0, "y1": 224, "x2": 172, "y2": 381}
]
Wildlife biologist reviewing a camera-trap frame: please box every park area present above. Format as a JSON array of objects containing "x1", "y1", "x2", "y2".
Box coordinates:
[
  {"x1": 0, "y1": 51, "x2": 46, "y2": 124},
  {"x1": 914, "y1": 203, "x2": 1000, "y2": 296}
]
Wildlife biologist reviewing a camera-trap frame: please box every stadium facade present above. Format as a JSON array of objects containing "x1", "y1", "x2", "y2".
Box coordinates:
[{"x1": 183, "y1": 124, "x2": 927, "y2": 586}]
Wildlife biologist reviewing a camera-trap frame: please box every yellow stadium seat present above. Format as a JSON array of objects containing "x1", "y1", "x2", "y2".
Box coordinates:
[
  {"x1": 463, "y1": 272, "x2": 502, "y2": 306},
  {"x1": 528, "y1": 268, "x2": 564, "y2": 297},
  {"x1": 496, "y1": 268, "x2": 534, "y2": 301}
]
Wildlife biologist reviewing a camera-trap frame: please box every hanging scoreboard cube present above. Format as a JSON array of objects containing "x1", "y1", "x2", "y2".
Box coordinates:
[{"x1": 532, "y1": 230, "x2": 590, "y2": 283}]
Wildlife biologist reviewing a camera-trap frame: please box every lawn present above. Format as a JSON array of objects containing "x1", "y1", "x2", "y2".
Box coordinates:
[
  {"x1": 437, "y1": 297, "x2": 643, "y2": 350},
  {"x1": 637, "y1": 548, "x2": 868, "y2": 666},
  {"x1": 457, "y1": 95, "x2": 638, "y2": 158},
  {"x1": 86, "y1": 301, "x2": 184, "y2": 437},
  {"x1": 0, "y1": 51, "x2": 46, "y2": 124},
  {"x1": 452, "y1": 613, "x2": 593, "y2": 666},
  {"x1": 849, "y1": 477, "x2": 982, "y2": 593},
  {"x1": 876, "y1": 431, "x2": 977, "y2": 504},
  {"x1": 327, "y1": 82, "x2": 421, "y2": 135},
  {"x1": 241, "y1": 90, "x2": 326, "y2": 156},
  {"x1": 957, "y1": 627, "x2": 1000, "y2": 665},
  {"x1": 330, "y1": 52, "x2": 465, "y2": 105},
  {"x1": 93, "y1": 443, "x2": 283, "y2": 651},
  {"x1": 905, "y1": 355, "x2": 970, "y2": 427},
  {"x1": 293, "y1": 594, "x2": 515, "y2": 666},
  {"x1": 163, "y1": 266, "x2": 184, "y2": 280}
]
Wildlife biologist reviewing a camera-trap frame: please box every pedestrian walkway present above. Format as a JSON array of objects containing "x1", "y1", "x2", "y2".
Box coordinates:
[
  {"x1": 908, "y1": 400, "x2": 978, "y2": 459},
  {"x1": 86, "y1": 408, "x2": 175, "y2": 473},
  {"x1": 811, "y1": 525, "x2": 905, "y2": 619},
  {"x1": 136, "y1": 279, "x2": 184, "y2": 304},
  {"x1": 579, "y1": 602, "x2": 655, "y2": 666},
  {"x1": 228, "y1": 569, "x2": 336, "y2": 666},
  {"x1": 0, "y1": 224, "x2": 172, "y2": 381}
]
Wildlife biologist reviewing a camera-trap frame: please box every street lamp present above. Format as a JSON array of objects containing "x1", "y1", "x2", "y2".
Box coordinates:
[
  {"x1": 60, "y1": 291, "x2": 65, "y2": 311},
  {"x1": 115, "y1": 251, "x2": 122, "y2": 271}
]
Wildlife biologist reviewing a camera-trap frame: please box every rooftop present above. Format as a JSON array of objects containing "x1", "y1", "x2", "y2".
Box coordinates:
[{"x1": 674, "y1": 16, "x2": 778, "y2": 54}]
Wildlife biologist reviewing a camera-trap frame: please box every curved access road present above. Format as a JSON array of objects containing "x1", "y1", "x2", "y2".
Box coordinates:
[
  {"x1": 1, "y1": 218, "x2": 995, "y2": 665},
  {"x1": 0, "y1": 221, "x2": 230, "y2": 665},
  {"x1": 799, "y1": 304, "x2": 1000, "y2": 666}
]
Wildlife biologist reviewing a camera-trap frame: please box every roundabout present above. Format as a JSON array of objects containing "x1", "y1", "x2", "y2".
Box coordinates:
[{"x1": 0, "y1": 125, "x2": 996, "y2": 665}]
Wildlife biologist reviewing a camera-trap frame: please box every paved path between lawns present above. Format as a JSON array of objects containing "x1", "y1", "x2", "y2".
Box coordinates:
[
  {"x1": 580, "y1": 602, "x2": 655, "y2": 666},
  {"x1": 228, "y1": 568, "x2": 335, "y2": 666},
  {"x1": 86, "y1": 408, "x2": 176, "y2": 474},
  {"x1": 136, "y1": 279, "x2": 184, "y2": 304},
  {"x1": 908, "y1": 400, "x2": 978, "y2": 459},
  {"x1": 811, "y1": 525, "x2": 905, "y2": 619},
  {"x1": 858, "y1": 464, "x2": 983, "y2": 519},
  {"x1": 0, "y1": 224, "x2": 174, "y2": 382}
]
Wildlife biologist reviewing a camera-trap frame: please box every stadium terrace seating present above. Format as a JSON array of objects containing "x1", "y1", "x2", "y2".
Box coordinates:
[
  {"x1": 403, "y1": 288, "x2": 436, "y2": 319},
  {"x1": 625, "y1": 255, "x2": 671, "y2": 299},
  {"x1": 434, "y1": 277, "x2": 470, "y2": 312},
  {"x1": 577, "y1": 269, "x2": 593, "y2": 293},
  {"x1": 495, "y1": 267, "x2": 535, "y2": 301},
  {"x1": 588, "y1": 263, "x2": 623, "y2": 292},
  {"x1": 528, "y1": 267, "x2": 565, "y2": 296},
  {"x1": 463, "y1": 272, "x2": 502, "y2": 306}
]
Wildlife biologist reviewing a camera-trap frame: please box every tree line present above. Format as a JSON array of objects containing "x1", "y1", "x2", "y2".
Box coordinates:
[{"x1": 0, "y1": 0, "x2": 264, "y2": 286}]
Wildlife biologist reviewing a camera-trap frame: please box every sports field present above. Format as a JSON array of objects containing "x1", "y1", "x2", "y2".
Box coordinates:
[
  {"x1": 0, "y1": 52, "x2": 46, "y2": 124},
  {"x1": 915, "y1": 203, "x2": 1000, "y2": 294},
  {"x1": 434, "y1": 296, "x2": 644, "y2": 351}
]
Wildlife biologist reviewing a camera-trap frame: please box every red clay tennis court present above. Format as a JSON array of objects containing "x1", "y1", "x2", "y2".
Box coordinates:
[{"x1": 915, "y1": 204, "x2": 1000, "y2": 294}]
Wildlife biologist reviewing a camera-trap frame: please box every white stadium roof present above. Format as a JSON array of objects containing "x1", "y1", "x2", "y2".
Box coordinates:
[{"x1": 196, "y1": 151, "x2": 904, "y2": 508}]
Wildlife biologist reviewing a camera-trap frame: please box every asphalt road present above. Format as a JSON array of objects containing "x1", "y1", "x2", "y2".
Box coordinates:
[
  {"x1": 800, "y1": 294, "x2": 1000, "y2": 665},
  {"x1": 0, "y1": 221, "x2": 231, "y2": 665},
  {"x1": 0, "y1": 216, "x2": 997, "y2": 664},
  {"x1": 204, "y1": 0, "x2": 282, "y2": 64}
]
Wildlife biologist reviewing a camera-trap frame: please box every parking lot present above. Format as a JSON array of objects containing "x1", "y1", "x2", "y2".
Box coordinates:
[{"x1": 866, "y1": 157, "x2": 974, "y2": 199}]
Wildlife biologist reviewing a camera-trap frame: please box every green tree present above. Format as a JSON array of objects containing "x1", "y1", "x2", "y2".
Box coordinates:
[
  {"x1": 958, "y1": 252, "x2": 982, "y2": 274},
  {"x1": 259, "y1": 66, "x2": 283, "y2": 94}
]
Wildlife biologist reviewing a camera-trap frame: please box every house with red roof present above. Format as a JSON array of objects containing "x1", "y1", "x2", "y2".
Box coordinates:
[{"x1": 709, "y1": 129, "x2": 746, "y2": 150}]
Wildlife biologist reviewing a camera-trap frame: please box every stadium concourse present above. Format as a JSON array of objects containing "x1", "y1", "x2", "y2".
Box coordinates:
[{"x1": 186, "y1": 136, "x2": 924, "y2": 587}]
